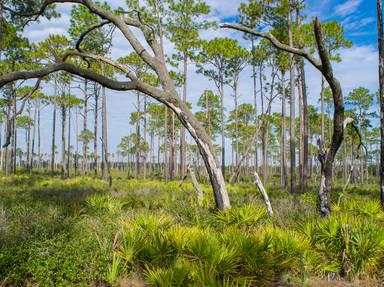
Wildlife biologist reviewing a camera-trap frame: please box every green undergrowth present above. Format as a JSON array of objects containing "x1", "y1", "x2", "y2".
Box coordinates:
[{"x1": 0, "y1": 174, "x2": 383, "y2": 286}]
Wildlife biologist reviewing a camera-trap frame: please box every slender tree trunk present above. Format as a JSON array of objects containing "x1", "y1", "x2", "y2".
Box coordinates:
[
  {"x1": 252, "y1": 38, "x2": 259, "y2": 174},
  {"x1": 94, "y1": 88, "x2": 99, "y2": 177},
  {"x1": 12, "y1": 90, "x2": 16, "y2": 174},
  {"x1": 37, "y1": 103, "x2": 41, "y2": 170},
  {"x1": 51, "y1": 81, "x2": 57, "y2": 177},
  {"x1": 30, "y1": 102, "x2": 37, "y2": 172},
  {"x1": 280, "y1": 70, "x2": 288, "y2": 188},
  {"x1": 220, "y1": 79, "x2": 225, "y2": 178},
  {"x1": 170, "y1": 111, "x2": 175, "y2": 180},
  {"x1": 288, "y1": 3, "x2": 296, "y2": 194},
  {"x1": 234, "y1": 79, "x2": 239, "y2": 168},
  {"x1": 164, "y1": 107, "x2": 168, "y2": 183},
  {"x1": 377, "y1": 0, "x2": 384, "y2": 207},
  {"x1": 74, "y1": 106, "x2": 79, "y2": 176},
  {"x1": 298, "y1": 67, "x2": 304, "y2": 192},
  {"x1": 26, "y1": 104, "x2": 31, "y2": 172},
  {"x1": 82, "y1": 79, "x2": 88, "y2": 176},
  {"x1": 67, "y1": 105, "x2": 71, "y2": 178},
  {"x1": 180, "y1": 50, "x2": 188, "y2": 179},
  {"x1": 150, "y1": 129, "x2": 154, "y2": 176},
  {"x1": 301, "y1": 60, "x2": 309, "y2": 193},
  {"x1": 321, "y1": 76, "x2": 325, "y2": 142},
  {"x1": 61, "y1": 102, "x2": 66, "y2": 179},
  {"x1": 135, "y1": 91, "x2": 141, "y2": 179},
  {"x1": 102, "y1": 84, "x2": 109, "y2": 182}
]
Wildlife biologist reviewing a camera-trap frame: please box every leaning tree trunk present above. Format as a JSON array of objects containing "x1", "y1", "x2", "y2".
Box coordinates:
[{"x1": 165, "y1": 99, "x2": 230, "y2": 210}]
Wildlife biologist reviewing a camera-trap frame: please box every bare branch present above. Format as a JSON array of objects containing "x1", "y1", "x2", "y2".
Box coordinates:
[
  {"x1": 0, "y1": 62, "x2": 138, "y2": 91},
  {"x1": 75, "y1": 20, "x2": 111, "y2": 52},
  {"x1": 221, "y1": 23, "x2": 322, "y2": 70}
]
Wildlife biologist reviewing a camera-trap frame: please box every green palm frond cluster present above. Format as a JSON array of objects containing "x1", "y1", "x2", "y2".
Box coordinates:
[
  {"x1": 85, "y1": 193, "x2": 126, "y2": 214},
  {"x1": 113, "y1": 213, "x2": 314, "y2": 286},
  {"x1": 333, "y1": 198, "x2": 384, "y2": 219},
  {"x1": 215, "y1": 205, "x2": 268, "y2": 227},
  {"x1": 299, "y1": 215, "x2": 384, "y2": 279}
]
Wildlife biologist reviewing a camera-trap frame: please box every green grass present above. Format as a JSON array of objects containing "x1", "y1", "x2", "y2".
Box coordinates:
[{"x1": 0, "y1": 174, "x2": 383, "y2": 286}]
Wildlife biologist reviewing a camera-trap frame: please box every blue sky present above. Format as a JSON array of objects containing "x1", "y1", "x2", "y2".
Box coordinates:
[{"x1": 19, "y1": 0, "x2": 380, "y2": 158}]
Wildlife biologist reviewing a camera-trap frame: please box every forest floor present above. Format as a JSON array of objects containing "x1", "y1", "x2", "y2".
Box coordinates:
[{"x1": 0, "y1": 172, "x2": 383, "y2": 287}]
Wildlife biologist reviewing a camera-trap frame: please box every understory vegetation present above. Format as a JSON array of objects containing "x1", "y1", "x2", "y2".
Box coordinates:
[{"x1": 0, "y1": 174, "x2": 383, "y2": 287}]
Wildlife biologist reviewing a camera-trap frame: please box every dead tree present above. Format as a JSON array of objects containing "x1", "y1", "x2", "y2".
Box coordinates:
[{"x1": 223, "y1": 18, "x2": 347, "y2": 216}]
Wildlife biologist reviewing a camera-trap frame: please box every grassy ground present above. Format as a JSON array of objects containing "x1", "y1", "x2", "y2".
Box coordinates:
[{"x1": 0, "y1": 173, "x2": 383, "y2": 286}]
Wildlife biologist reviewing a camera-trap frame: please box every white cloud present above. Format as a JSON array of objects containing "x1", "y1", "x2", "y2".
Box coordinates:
[
  {"x1": 342, "y1": 16, "x2": 376, "y2": 31},
  {"x1": 205, "y1": 0, "x2": 241, "y2": 19},
  {"x1": 335, "y1": 0, "x2": 363, "y2": 16}
]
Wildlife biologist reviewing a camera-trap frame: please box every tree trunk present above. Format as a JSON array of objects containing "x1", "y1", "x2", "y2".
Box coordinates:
[
  {"x1": 135, "y1": 91, "x2": 141, "y2": 179},
  {"x1": 288, "y1": 3, "x2": 296, "y2": 194},
  {"x1": 37, "y1": 104, "x2": 41, "y2": 170},
  {"x1": 180, "y1": 50, "x2": 187, "y2": 179},
  {"x1": 377, "y1": 0, "x2": 384, "y2": 207},
  {"x1": 51, "y1": 80, "x2": 57, "y2": 177},
  {"x1": 67, "y1": 105, "x2": 71, "y2": 178},
  {"x1": 164, "y1": 107, "x2": 168, "y2": 183},
  {"x1": 252, "y1": 38, "x2": 259, "y2": 174},
  {"x1": 298, "y1": 66, "x2": 304, "y2": 192},
  {"x1": 220, "y1": 80, "x2": 226, "y2": 179},
  {"x1": 301, "y1": 60, "x2": 309, "y2": 193},
  {"x1": 26, "y1": 104, "x2": 31, "y2": 172},
  {"x1": 61, "y1": 102, "x2": 66, "y2": 179},
  {"x1": 280, "y1": 70, "x2": 288, "y2": 188},
  {"x1": 94, "y1": 88, "x2": 99, "y2": 177},
  {"x1": 234, "y1": 79, "x2": 239, "y2": 169},
  {"x1": 254, "y1": 171, "x2": 273, "y2": 216},
  {"x1": 102, "y1": 84, "x2": 109, "y2": 182},
  {"x1": 321, "y1": 76, "x2": 325, "y2": 142},
  {"x1": 82, "y1": 79, "x2": 88, "y2": 176},
  {"x1": 170, "y1": 111, "x2": 175, "y2": 180},
  {"x1": 30, "y1": 101, "x2": 37, "y2": 172}
]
